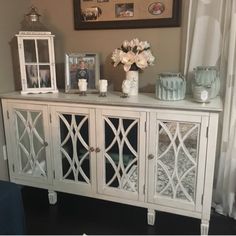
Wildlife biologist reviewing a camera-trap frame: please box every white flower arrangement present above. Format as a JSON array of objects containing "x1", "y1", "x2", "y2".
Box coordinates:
[{"x1": 111, "y1": 38, "x2": 155, "y2": 72}]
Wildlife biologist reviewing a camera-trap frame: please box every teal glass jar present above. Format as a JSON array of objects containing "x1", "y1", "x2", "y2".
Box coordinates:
[
  {"x1": 192, "y1": 66, "x2": 220, "y2": 100},
  {"x1": 192, "y1": 86, "x2": 211, "y2": 103},
  {"x1": 156, "y1": 73, "x2": 186, "y2": 101}
]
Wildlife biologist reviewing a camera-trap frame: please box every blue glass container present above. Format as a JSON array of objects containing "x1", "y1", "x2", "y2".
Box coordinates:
[{"x1": 156, "y1": 73, "x2": 186, "y2": 101}]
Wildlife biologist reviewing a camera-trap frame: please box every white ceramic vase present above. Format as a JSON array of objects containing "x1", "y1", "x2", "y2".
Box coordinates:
[{"x1": 126, "y1": 70, "x2": 139, "y2": 96}]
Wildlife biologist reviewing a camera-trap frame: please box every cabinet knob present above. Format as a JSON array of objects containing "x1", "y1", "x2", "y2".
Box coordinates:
[
  {"x1": 95, "y1": 147, "x2": 101, "y2": 153},
  {"x1": 44, "y1": 141, "x2": 48, "y2": 147},
  {"x1": 89, "y1": 147, "x2": 95, "y2": 152},
  {"x1": 148, "y1": 154, "x2": 154, "y2": 160}
]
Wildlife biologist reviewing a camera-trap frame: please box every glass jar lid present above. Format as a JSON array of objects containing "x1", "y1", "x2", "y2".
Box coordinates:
[{"x1": 194, "y1": 66, "x2": 217, "y2": 71}]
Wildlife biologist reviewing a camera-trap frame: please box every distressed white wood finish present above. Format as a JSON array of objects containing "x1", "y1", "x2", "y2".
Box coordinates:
[
  {"x1": 0, "y1": 92, "x2": 223, "y2": 235},
  {"x1": 0, "y1": 92, "x2": 222, "y2": 112},
  {"x1": 16, "y1": 32, "x2": 58, "y2": 94},
  {"x1": 201, "y1": 219, "x2": 209, "y2": 235},
  {"x1": 4, "y1": 102, "x2": 52, "y2": 185},
  {"x1": 50, "y1": 106, "x2": 97, "y2": 195},
  {"x1": 201, "y1": 113, "x2": 219, "y2": 235},
  {"x1": 96, "y1": 109, "x2": 146, "y2": 202},
  {"x1": 147, "y1": 112, "x2": 208, "y2": 213},
  {"x1": 48, "y1": 190, "x2": 57, "y2": 205},
  {"x1": 147, "y1": 208, "x2": 156, "y2": 225}
]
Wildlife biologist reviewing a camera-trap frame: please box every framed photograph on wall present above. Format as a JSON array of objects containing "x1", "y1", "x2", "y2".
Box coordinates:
[
  {"x1": 65, "y1": 53, "x2": 100, "y2": 93},
  {"x1": 74, "y1": 0, "x2": 181, "y2": 30}
]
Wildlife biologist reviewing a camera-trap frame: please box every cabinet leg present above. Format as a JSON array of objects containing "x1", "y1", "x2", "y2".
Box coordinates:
[
  {"x1": 201, "y1": 220, "x2": 209, "y2": 235},
  {"x1": 147, "y1": 208, "x2": 156, "y2": 226},
  {"x1": 48, "y1": 190, "x2": 57, "y2": 205}
]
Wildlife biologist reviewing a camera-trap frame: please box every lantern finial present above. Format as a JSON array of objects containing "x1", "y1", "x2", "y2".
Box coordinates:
[{"x1": 21, "y1": 6, "x2": 48, "y2": 31}]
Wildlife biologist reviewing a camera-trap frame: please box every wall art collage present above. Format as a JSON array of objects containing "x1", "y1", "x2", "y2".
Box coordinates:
[{"x1": 74, "y1": 0, "x2": 181, "y2": 29}]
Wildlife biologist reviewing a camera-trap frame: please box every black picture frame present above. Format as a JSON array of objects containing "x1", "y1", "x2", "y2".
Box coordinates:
[{"x1": 74, "y1": 0, "x2": 181, "y2": 30}]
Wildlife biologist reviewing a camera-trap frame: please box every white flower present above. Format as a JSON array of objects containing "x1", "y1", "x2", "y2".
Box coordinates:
[
  {"x1": 122, "y1": 40, "x2": 130, "y2": 49},
  {"x1": 143, "y1": 41, "x2": 150, "y2": 49},
  {"x1": 121, "y1": 51, "x2": 136, "y2": 72},
  {"x1": 111, "y1": 49, "x2": 125, "y2": 67},
  {"x1": 137, "y1": 41, "x2": 145, "y2": 51},
  {"x1": 130, "y1": 38, "x2": 139, "y2": 48},
  {"x1": 111, "y1": 38, "x2": 155, "y2": 72},
  {"x1": 143, "y1": 50, "x2": 155, "y2": 65},
  {"x1": 135, "y1": 52, "x2": 148, "y2": 69}
]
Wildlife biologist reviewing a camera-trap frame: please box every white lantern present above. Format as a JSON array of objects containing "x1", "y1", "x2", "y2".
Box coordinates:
[{"x1": 16, "y1": 7, "x2": 58, "y2": 94}]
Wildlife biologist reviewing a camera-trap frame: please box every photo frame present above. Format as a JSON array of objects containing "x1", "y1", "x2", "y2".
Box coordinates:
[
  {"x1": 65, "y1": 53, "x2": 100, "y2": 93},
  {"x1": 74, "y1": 0, "x2": 181, "y2": 30}
]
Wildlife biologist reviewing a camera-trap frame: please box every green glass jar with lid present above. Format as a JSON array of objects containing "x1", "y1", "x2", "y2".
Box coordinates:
[{"x1": 192, "y1": 66, "x2": 220, "y2": 102}]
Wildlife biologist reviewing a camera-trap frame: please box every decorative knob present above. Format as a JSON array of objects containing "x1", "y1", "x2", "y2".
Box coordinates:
[
  {"x1": 95, "y1": 147, "x2": 101, "y2": 153},
  {"x1": 44, "y1": 141, "x2": 48, "y2": 147},
  {"x1": 89, "y1": 147, "x2": 95, "y2": 152},
  {"x1": 148, "y1": 154, "x2": 154, "y2": 160}
]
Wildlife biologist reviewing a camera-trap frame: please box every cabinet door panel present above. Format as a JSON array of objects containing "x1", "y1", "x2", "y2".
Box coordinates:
[
  {"x1": 8, "y1": 103, "x2": 51, "y2": 184},
  {"x1": 97, "y1": 109, "x2": 146, "y2": 201},
  {"x1": 51, "y1": 106, "x2": 96, "y2": 194},
  {"x1": 148, "y1": 112, "x2": 208, "y2": 212}
]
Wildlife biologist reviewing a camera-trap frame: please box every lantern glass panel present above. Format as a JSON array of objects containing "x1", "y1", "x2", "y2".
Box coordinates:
[
  {"x1": 23, "y1": 39, "x2": 36, "y2": 63},
  {"x1": 25, "y1": 65, "x2": 39, "y2": 88},
  {"x1": 39, "y1": 65, "x2": 51, "y2": 88},
  {"x1": 37, "y1": 39, "x2": 50, "y2": 63}
]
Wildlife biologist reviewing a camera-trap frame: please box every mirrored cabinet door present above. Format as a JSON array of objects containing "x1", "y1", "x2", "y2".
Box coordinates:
[
  {"x1": 51, "y1": 106, "x2": 96, "y2": 195},
  {"x1": 96, "y1": 109, "x2": 146, "y2": 201},
  {"x1": 148, "y1": 112, "x2": 208, "y2": 212},
  {"x1": 8, "y1": 103, "x2": 52, "y2": 184}
]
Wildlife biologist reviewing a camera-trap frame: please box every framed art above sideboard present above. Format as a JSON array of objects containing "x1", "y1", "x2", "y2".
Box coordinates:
[{"x1": 74, "y1": 0, "x2": 181, "y2": 30}]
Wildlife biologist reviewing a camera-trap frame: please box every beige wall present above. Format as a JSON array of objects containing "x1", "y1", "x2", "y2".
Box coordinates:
[
  {"x1": 0, "y1": 0, "x2": 182, "y2": 180},
  {"x1": 0, "y1": 0, "x2": 30, "y2": 180},
  {"x1": 30, "y1": 0, "x2": 182, "y2": 91}
]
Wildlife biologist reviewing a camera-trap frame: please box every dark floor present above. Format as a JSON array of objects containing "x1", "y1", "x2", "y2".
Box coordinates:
[{"x1": 22, "y1": 187, "x2": 236, "y2": 235}]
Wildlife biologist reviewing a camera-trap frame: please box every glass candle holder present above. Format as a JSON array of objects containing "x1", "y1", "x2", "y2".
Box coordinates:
[
  {"x1": 192, "y1": 85, "x2": 211, "y2": 103},
  {"x1": 78, "y1": 79, "x2": 87, "y2": 96},
  {"x1": 121, "y1": 79, "x2": 131, "y2": 98},
  {"x1": 99, "y1": 79, "x2": 108, "y2": 97},
  {"x1": 192, "y1": 66, "x2": 220, "y2": 99}
]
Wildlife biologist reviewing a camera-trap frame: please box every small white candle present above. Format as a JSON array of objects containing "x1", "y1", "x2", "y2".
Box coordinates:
[
  {"x1": 78, "y1": 79, "x2": 87, "y2": 92},
  {"x1": 99, "y1": 80, "x2": 108, "y2": 93}
]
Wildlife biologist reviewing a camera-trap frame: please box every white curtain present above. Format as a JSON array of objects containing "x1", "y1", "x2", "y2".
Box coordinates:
[
  {"x1": 183, "y1": 0, "x2": 236, "y2": 218},
  {"x1": 214, "y1": 1, "x2": 236, "y2": 219}
]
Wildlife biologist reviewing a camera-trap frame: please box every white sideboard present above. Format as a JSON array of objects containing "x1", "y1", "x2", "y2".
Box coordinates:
[{"x1": 0, "y1": 92, "x2": 223, "y2": 235}]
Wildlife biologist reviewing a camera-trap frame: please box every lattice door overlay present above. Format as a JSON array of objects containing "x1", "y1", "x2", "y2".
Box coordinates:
[
  {"x1": 104, "y1": 117, "x2": 138, "y2": 192},
  {"x1": 156, "y1": 121, "x2": 200, "y2": 203},
  {"x1": 15, "y1": 110, "x2": 47, "y2": 177},
  {"x1": 59, "y1": 113, "x2": 90, "y2": 184}
]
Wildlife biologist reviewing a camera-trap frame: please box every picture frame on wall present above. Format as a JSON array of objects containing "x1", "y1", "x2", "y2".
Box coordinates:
[
  {"x1": 73, "y1": 0, "x2": 181, "y2": 30},
  {"x1": 65, "y1": 53, "x2": 100, "y2": 93}
]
